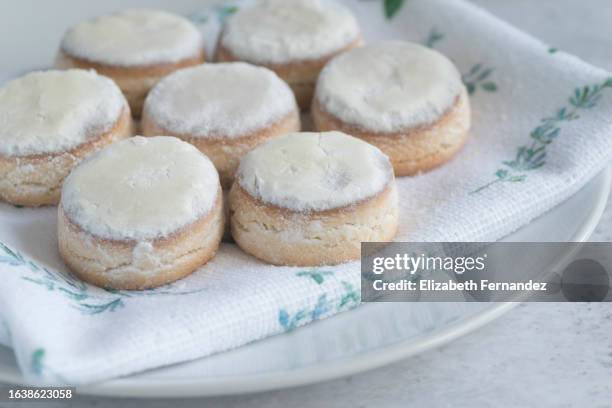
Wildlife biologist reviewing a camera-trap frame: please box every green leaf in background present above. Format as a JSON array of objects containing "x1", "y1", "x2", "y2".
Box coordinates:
[{"x1": 384, "y1": 0, "x2": 405, "y2": 19}]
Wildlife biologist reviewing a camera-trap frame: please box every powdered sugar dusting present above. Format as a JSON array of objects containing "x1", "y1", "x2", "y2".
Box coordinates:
[
  {"x1": 236, "y1": 132, "x2": 393, "y2": 212},
  {"x1": 144, "y1": 63, "x2": 297, "y2": 138},
  {"x1": 221, "y1": 0, "x2": 360, "y2": 64},
  {"x1": 315, "y1": 41, "x2": 464, "y2": 132},
  {"x1": 61, "y1": 9, "x2": 204, "y2": 67},
  {"x1": 0, "y1": 69, "x2": 125, "y2": 156},
  {"x1": 61, "y1": 136, "x2": 219, "y2": 240}
]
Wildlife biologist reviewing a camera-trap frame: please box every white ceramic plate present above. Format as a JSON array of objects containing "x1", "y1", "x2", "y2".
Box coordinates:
[
  {"x1": 0, "y1": 168, "x2": 608, "y2": 397},
  {"x1": 0, "y1": 0, "x2": 610, "y2": 398}
]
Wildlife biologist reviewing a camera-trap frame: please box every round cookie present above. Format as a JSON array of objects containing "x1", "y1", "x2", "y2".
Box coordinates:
[
  {"x1": 58, "y1": 136, "x2": 223, "y2": 290},
  {"x1": 56, "y1": 9, "x2": 205, "y2": 117},
  {"x1": 0, "y1": 69, "x2": 132, "y2": 207},
  {"x1": 312, "y1": 41, "x2": 471, "y2": 176},
  {"x1": 216, "y1": 0, "x2": 361, "y2": 109},
  {"x1": 229, "y1": 131, "x2": 398, "y2": 266},
  {"x1": 142, "y1": 62, "x2": 300, "y2": 188}
]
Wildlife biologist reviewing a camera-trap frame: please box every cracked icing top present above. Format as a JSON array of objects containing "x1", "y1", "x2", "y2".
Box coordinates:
[
  {"x1": 236, "y1": 131, "x2": 393, "y2": 212},
  {"x1": 0, "y1": 69, "x2": 125, "y2": 157},
  {"x1": 60, "y1": 9, "x2": 204, "y2": 67},
  {"x1": 221, "y1": 0, "x2": 360, "y2": 64},
  {"x1": 61, "y1": 136, "x2": 219, "y2": 241},
  {"x1": 143, "y1": 63, "x2": 297, "y2": 138},
  {"x1": 315, "y1": 41, "x2": 464, "y2": 132}
]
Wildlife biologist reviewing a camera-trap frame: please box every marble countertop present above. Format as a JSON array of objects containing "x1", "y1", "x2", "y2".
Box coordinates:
[
  {"x1": 4, "y1": 1, "x2": 612, "y2": 406},
  {"x1": 24, "y1": 304, "x2": 612, "y2": 408}
]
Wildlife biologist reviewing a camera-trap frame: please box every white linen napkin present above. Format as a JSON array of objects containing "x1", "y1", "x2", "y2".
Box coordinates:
[{"x1": 2, "y1": 0, "x2": 612, "y2": 384}]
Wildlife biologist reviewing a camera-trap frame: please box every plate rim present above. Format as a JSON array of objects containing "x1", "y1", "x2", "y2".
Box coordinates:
[{"x1": 2, "y1": 167, "x2": 608, "y2": 398}]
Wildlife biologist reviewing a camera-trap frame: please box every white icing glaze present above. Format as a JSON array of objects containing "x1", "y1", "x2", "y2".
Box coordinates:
[
  {"x1": 61, "y1": 136, "x2": 219, "y2": 240},
  {"x1": 61, "y1": 9, "x2": 203, "y2": 67},
  {"x1": 236, "y1": 131, "x2": 392, "y2": 212},
  {"x1": 315, "y1": 41, "x2": 464, "y2": 132},
  {"x1": 221, "y1": 0, "x2": 360, "y2": 64},
  {"x1": 144, "y1": 63, "x2": 296, "y2": 138},
  {"x1": 0, "y1": 69, "x2": 125, "y2": 157}
]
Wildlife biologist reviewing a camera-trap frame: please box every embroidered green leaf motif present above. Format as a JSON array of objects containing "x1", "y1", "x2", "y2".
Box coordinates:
[
  {"x1": 481, "y1": 82, "x2": 498, "y2": 92},
  {"x1": 279, "y1": 294, "x2": 331, "y2": 332},
  {"x1": 424, "y1": 28, "x2": 445, "y2": 48},
  {"x1": 570, "y1": 84, "x2": 609, "y2": 109},
  {"x1": 384, "y1": 0, "x2": 405, "y2": 19},
  {"x1": 278, "y1": 281, "x2": 360, "y2": 332},
  {"x1": 296, "y1": 269, "x2": 334, "y2": 285},
  {"x1": 471, "y1": 78, "x2": 612, "y2": 194},
  {"x1": 0, "y1": 240, "x2": 206, "y2": 316},
  {"x1": 31, "y1": 348, "x2": 45, "y2": 376},
  {"x1": 0, "y1": 241, "x2": 126, "y2": 315},
  {"x1": 462, "y1": 64, "x2": 498, "y2": 95},
  {"x1": 278, "y1": 309, "x2": 308, "y2": 332},
  {"x1": 28, "y1": 348, "x2": 67, "y2": 382},
  {"x1": 338, "y1": 281, "x2": 360, "y2": 309},
  {"x1": 422, "y1": 29, "x2": 498, "y2": 95},
  {"x1": 311, "y1": 294, "x2": 332, "y2": 320},
  {"x1": 0, "y1": 241, "x2": 25, "y2": 266},
  {"x1": 79, "y1": 299, "x2": 125, "y2": 315}
]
